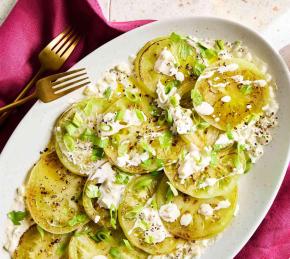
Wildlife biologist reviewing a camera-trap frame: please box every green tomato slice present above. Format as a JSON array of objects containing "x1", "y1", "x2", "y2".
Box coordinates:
[
  {"x1": 26, "y1": 152, "x2": 89, "y2": 234},
  {"x1": 164, "y1": 146, "x2": 246, "y2": 198},
  {"x1": 54, "y1": 98, "x2": 111, "y2": 176},
  {"x1": 118, "y1": 175, "x2": 184, "y2": 255},
  {"x1": 68, "y1": 223, "x2": 147, "y2": 259},
  {"x1": 103, "y1": 96, "x2": 186, "y2": 174},
  {"x1": 156, "y1": 176, "x2": 238, "y2": 240},
  {"x1": 14, "y1": 225, "x2": 71, "y2": 258},
  {"x1": 134, "y1": 36, "x2": 196, "y2": 97},
  {"x1": 193, "y1": 58, "x2": 270, "y2": 130}
]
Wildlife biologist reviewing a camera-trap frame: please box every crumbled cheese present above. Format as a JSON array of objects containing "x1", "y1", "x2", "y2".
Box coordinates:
[
  {"x1": 215, "y1": 200, "x2": 231, "y2": 210},
  {"x1": 198, "y1": 204, "x2": 214, "y2": 216},
  {"x1": 154, "y1": 48, "x2": 177, "y2": 76},
  {"x1": 115, "y1": 62, "x2": 132, "y2": 75},
  {"x1": 180, "y1": 213, "x2": 193, "y2": 226},
  {"x1": 123, "y1": 109, "x2": 145, "y2": 125},
  {"x1": 198, "y1": 178, "x2": 218, "y2": 189},
  {"x1": 159, "y1": 203, "x2": 180, "y2": 222},
  {"x1": 94, "y1": 215, "x2": 101, "y2": 223},
  {"x1": 117, "y1": 151, "x2": 149, "y2": 167},
  {"x1": 195, "y1": 102, "x2": 214, "y2": 115},
  {"x1": 221, "y1": 95, "x2": 231, "y2": 103},
  {"x1": 175, "y1": 71, "x2": 185, "y2": 82},
  {"x1": 89, "y1": 162, "x2": 115, "y2": 183},
  {"x1": 215, "y1": 133, "x2": 233, "y2": 148},
  {"x1": 169, "y1": 106, "x2": 195, "y2": 134},
  {"x1": 178, "y1": 145, "x2": 211, "y2": 183},
  {"x1": 156, "y1": 80, "x2": 179, "y2": 109}
]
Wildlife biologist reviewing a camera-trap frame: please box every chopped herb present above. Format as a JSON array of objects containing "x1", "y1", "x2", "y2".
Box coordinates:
[
  {"x1": 7, "y1": 210, "x2": 27, "y2": 225},
  {"x1": 109, "y1": 247, "x2": 121, "y2": 258},
  {"x1": 169, "y1": 95, "x2": 179, "y2": 107},
  {"x1": 110, "y1": 205, "x2": 117, "y2": 229},
  {"x1": 65, "y1": 123, "x2": 77, "y2": 136},
  {"x1": 159, "y1": 131, "x2": 173, "y2": 149},
  {"x1": 123, "y1": 239, "x2": 133, "y2": 250},
  {"x1": 165, "y1": 80, "x2": 180, "y2": 94},
  {"x1": 103, "y1": 87, "x2": 112, "y2": 99},
  {"x1": 85, "y1": 184, "x2": 100, "y2": 198},
  {"x1": 36, "y1": 225, "x2": 45, "y2": 240},
  {"x1": 240, "y1": 84, "x2": 253, "y2": 95},
  {"x1": 192, "y1": 61, "x2": 206, "y2": 76},
  {"x1": 115, "y1": 110, "x2": 125, "y2": 121},
  {"x1": 135, "y1": 109, "x2": 146, "y2": 122},
  {"x1": 63, "y1": 134, "x2": 75, "y2": 151},
  {"x1": 92, "y1": 147, "x2": 104, "y2": 161},
  {"x1": 80, "y1": 128, "x2": 93, "y2": 141},
  {"x1": 191, "y1": 88, "x2": 203, "y2": 106},
  {"x1": 68, "y1": 214, "x2": 88, "y2": 227},
  {"x1": 140, "y1": 140, "x2": 155, "y2": 155},
  {"x1": 83, "y1": 101, "x2": 94, "y2": 116},
  {"x1": 226, "y1": 124, "x2": 234, "y2": 140},
  {"x1": 135, "y1": 177, "x2": 153, "y2": 190},
  {"x1": 95, "y1": 137, "x2": 109, "y2": 148},
  {"x1": 72, "y1": 112, "x2": 83, "y2": 127},
  {"x1": 149, "y1": 105, "x2": 160, "y2": 117},
  {"x1": 115, "y1": 171, "x2": 130, "y2": 185}
]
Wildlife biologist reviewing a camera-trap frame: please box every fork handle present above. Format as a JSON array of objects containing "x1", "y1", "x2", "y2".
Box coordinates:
[
  {"x1": 0, "y1": 67, "x2": 45, "y2": 125},
  {"x1": 0, "y1": 92, "x2": 37, "y2": 114}
]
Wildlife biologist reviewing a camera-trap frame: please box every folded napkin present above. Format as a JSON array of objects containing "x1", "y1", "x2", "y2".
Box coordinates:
[{"x1": 0, "y1": 0, "x2": 289, "y2": 258}]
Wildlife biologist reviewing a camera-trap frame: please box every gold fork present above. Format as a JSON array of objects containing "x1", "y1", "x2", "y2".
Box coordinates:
[
  {"x1": 0, "y1": 27, "x2": 80, "y2": 123},
  {"x1": 0, "y1": 69, "x2": 90, "y2": 114}
]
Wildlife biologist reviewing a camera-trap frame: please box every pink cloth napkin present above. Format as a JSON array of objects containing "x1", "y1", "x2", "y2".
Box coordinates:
[{"x1": 0, "y1": 0, "x2": 289, "y2": 258}]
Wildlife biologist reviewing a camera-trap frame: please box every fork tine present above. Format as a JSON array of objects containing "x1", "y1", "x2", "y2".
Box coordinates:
[
  {"x1": 48, "y1": 68, "x2": 86, "y2": 81},
  {"x1": 61, "y1": 36, "x2": 81, "y2": 59},
  {"x1": 52, "y1": 72, "x2": 87, "y2": 86},
  {"x1": 53, "y1": 81, "x2": 90, "y2": 98},
  {"x1": 53, "y1": 29, "x2": 76, "y2": 53},
  {"x1": 57, "y1": 33, "x2": 79, "y2": 57},
  {"x1": 53, "y1": 77, "x2": 89, "y2": 90},
  {"x1": 46, "y1": 27, "x2": 72, "y2": 50}
]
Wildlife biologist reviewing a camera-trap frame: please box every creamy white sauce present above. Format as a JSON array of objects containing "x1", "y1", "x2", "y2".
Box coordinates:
[
  {"x1": 217, "y1": 63, "x2": 239, "y2": 73},
  {"x1": 180, "y1": 213, "x2": 193, "y2": 226},
  {"x1": 198, "y1": 200, "x2": 231, "y2": 217},
  {"x1": 4, "y1": 186, "x2": 34, "y2": 256},
  {"x1": 195, "y1": 102, "x2": 214, "y2": 115},
  {"x1": 198, "y1": 178, "x2": 218, "y2": 189},
  {"x1": 178, "y1": 145, "x2": 211, "y2": 183},
  {"x1": 221, "y1": 95, "x2": 231, "y2": 103},
  {"x1": 154, "y1": 48, "x2": 177, "y2": 76},
  {"x1": 156, "y1": 81, "x2": 179, "y2": 109},
  {"x1": 159, "y1": 203, "x2": 180, "y2": 222}
]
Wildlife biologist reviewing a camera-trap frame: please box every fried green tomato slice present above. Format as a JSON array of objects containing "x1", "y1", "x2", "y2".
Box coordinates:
[
  {"x1": 54, "y1": 97, "x2": 111, "y2": 176},
  {"x1": 164, "y1": 145, "x2": 246, "y2": 198},
  {"x1": 68, "y1": 223, "x2": 147, "y2": 259},
  {"x1": 26, "y1": 151, "x2": 89, "y2": 234},
  {"x1": 118, "y1": 175, "x2": 183, "y2": 255},
  {"x1": 14, "y1": 225, "x2": 71, "y2": 259},
  {"x1": 134, "y1": 35, "x2": 196, "y2": 97},
  {"x1": 103, "y1": 96, "x2": 185, "y2": 174},
  {"x1": 193, "y1": 58, "x2": 270, "y2": 130},
  {"x1": 156, "y1": 177, "x2": 238, "y2": 240}
]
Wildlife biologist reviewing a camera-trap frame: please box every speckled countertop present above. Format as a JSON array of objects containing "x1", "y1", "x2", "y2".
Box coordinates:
[{"x1": 1, "y1": 0, "x2": 290, "y2": 49}]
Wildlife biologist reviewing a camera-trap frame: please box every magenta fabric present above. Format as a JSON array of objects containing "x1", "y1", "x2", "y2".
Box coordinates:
[{"x1": 0, "y1": 1, "x2": 289, "y2": 258}]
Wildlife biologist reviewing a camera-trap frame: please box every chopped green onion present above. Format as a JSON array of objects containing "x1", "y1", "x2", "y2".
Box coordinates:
[
  {"x1": 123, "y1": 239, "x2": 133, "y2": 250},
  {"x1": 80, "y1": 128, "x2": 93, "y2": 141},
  {"x1": 151, "y1": 198, "x2": 158, "y2": 210},
  {"x1": 36, "y1": 225, "x2": 45, "y2": 240},
  {"x1": 125, "y1": 89, "x2": 141, "y2": 102},
  {"x1": 155, "y1": 158, "x2": 164, "y2": 170},
  {"x1": 103, "y1": 87, "x2": 112, "y2": 99},
  {"x1": 109, "y1": 247, "x2": 120, "y2": 258},
  {"x1": 165, "y1": 110, "x2": 173, "y2": 124},
  {"x1": 96, "y1": 137, "x2": 109, "y2": 148},
  {"x1": 191, "y1": 88, "x2": 203, "y2": 106},
  {"x1": 166, "y1": 80, "x2": 180, "y2": 91},
  {"x1": 150, "y1": 171, "x2": 161, "y2": 177},
  {"x1": 100, "y1": 123, "x2": 112, "y2": 132},
  {"x1": 83, "y1": 101, "x2": 94, "y2": 116},
  {"x1": 167, "y1": 181, "x2": 178, "y2": 196},
  {"x1": 115, "y1": 171, "x2": 130, "y2": 185},
  {"x1": 72, "y1": 112, "x2": 83, "y2": 127},
  {"x1": 65, "y1": 123, "x2": 78, "y2": 136},
  {"x1": 197, "y1": 121, "x2": 210, "y2": 130},
  {"x1": 215, "y1": 40, "x2": 225, "y2": 50},
  {"x1": 115, "y1": 110, "x2": 125, "y2": 121},
  {"x1": 145, "y1": 235, "x2": 154, "y2": 244},
  {"x1": 210, "y1": 150, "x2": 218, "y2": 167},
  {"x1": 135, "y1": 177, "x2": 153, "y2": 190},
  {"x1": 7, "y1": 210, "x2": 27, "y2": 225},
  {"x1": 213, "y1": 144, "x2": 223, "y2": 151},
  {"x1": 159, "y1": 131, "x2": 173, "y2": 149},
  {"x1": 63, "y1": 134, "x2": 75, "y2": 151},
  {"x1": 179, "y1": 149, "x2": 187, "y2": 161},
  {"x1": 166, "y1": 186, "x2": 174, "y2": 202},
  {"x1": 192, "y1": 61, "x2": 206, "y2": 76},
  {"x1": 92, "y1": 147, "x2": 104, "y2": 161},
  {"x1": 90, "y1": 228, "x2": 112, "y2": 242},
  {"x1": 85, "y1": 184, "x2": 100, "y2": 198},
  {"x1": 135, "y1": 109, "x2": 146, "y2": 122},
  {"x1": 140, "y1": 219, "x2": 151, "y2": 230},
  {"x1": 169, "y1": 95, "x2": 179, "y2": 107},
  {"x1": 240, "y1": 84, "x2": 253, "y2": 95},
  {"x1": 68, "y1": 214, "x2": 88, "y2": 227},
  {"x1": 226, "y1": 124, "x2": 234, "y2": 140},
  {"x1": 140, "y1": 140, "x2": 155, "y2": 155},
  {"x1": 110, "y1": 205, "x2": 117, "y2": 229},
  {"x1": 124, "y1": 205, "x2": 143, "y2": 220},
  {"x1": 149, "y1": 105, "x2": 160, "y2": 117}
]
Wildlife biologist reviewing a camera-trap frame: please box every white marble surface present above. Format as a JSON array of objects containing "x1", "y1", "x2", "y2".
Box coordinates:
[{"x1": 1, "y1": 0, "x2": 290, "y2": 50}]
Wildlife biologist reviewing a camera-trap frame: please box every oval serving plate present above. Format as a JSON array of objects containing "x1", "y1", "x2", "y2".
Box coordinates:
[{"x1": 0, "y1": 17, "x2": 290, "y2": 259}]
